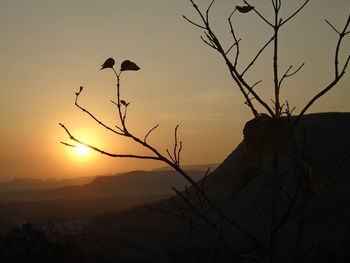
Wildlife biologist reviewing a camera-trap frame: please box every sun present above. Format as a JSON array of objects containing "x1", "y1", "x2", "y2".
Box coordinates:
[{"x1": 75, "y1": 144, "x2": 90, "y2": 156}]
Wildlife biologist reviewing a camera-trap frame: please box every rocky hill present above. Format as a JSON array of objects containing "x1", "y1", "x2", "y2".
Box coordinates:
[{"x1": 89, "y1": 112, "x2": 350, "y2": 262}]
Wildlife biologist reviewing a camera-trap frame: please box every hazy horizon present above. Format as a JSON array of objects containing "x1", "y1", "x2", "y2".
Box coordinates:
[{"x1": 1, "y1": 0, "x2": 349, "y2": 180}]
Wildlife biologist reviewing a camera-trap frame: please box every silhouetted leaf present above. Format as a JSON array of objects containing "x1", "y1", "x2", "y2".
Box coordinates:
[
  {"x1": 120, "y1": 60, "x2": 140, "y2": 71},
  {"x1": 243, "y1": 114, "x2": 292, "y2": 155},
  {"x1": 120, "y1": 100, "x2": 130, "y2": 106},
  {"x1": 236, "y1": 5, "x2": 254, "y2": 13},
  {"x1": 100, "y1": 58, "x2": 115, "y2": 70}
]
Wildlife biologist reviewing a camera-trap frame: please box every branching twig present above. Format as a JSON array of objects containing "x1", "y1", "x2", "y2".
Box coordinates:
[
  {"x1": 182, "y1": 15, "x2": 206, "y2": 29},
  {"x1": 75, "y1": 87, "x2": 123, "y2": 136},
  {"x1": 59, "y1": 123, "x2": 159, "y2": 160},
  {"x1": 243, "y1": 0, "x2": 273, "y2": 27},
  {"x1": 294, "y1": 14, "x2": 350, "y2": 126},
  {"x1": 242, "y1": 36, "x2": 274, "y2": 76},
  {"x1": 280, "y1": 0, "x2": 310, "y2": 26},
  {"x1": 278, "y1": 63, "x2": 305, "y2": 88},
  {"x1": 228, "y1": 15, "x2": 240, "y2": 67},
  {"x1": 144, "y1": 124, "x2": 159, "y2": 143}
]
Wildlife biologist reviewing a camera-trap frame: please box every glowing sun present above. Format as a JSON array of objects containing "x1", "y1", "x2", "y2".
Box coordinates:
[{"x1": 75, "y1": 144, "x2": 90, "y2": 156}]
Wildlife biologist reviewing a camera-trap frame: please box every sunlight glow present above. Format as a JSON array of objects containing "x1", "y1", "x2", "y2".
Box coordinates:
[{"x1": 75, "y1": 144, "x2": 90, "y2": 156}]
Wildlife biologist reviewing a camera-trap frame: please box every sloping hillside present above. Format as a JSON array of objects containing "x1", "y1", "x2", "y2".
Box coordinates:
[{"x1": 89, "y1": 112, "x2": 350, "y2": 262}]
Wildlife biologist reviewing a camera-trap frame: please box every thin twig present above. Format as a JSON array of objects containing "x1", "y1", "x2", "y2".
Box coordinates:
[
  {"x1": 242, "y1": 36, "x2": 274, "y2": 76},
  {"x1": 325, "y1": 19, "x2": 340, "y2": 34},
  {"x1": 177, "y1": 141, "x2": 183, "y2": 166},
  {"x1": 173, "y1": 125, "x2": 179, "y2": 165},
  {"x1": 200, "y1": 35, "x2": 216, "y2": 49},
  {"x1": 74, "y1": 87, "x2": 123, "y2": 136},
  {"x1": 60, "y1": 142, "x2": 76, "y2": 148},
  {"x1": 206, "y1": 0, "x2": 216, "y2": 23},
  {"x1": 225, "y1": 39, "x2": 241, "y2": 55},
  {"x1": 182, "y1": 15, "x2": 206, "y2": 29},
  {"x1": 280, "y1": 0, "x2": 310, "y2": 26},
  {"x1": 144, "y1": 124, "x2": 159, "y2": 143},
  {"x1": 243, "y1": 0, "x2": 273, "y2": 27},
  {"x1": 166, "y1": 149, "x2": 176, "y2": 163},
  {"x1": 228, "y1": 15, "x2": 240, "y2": 67},
  {"x1": 278, "y1": 63, "x2": 305, "y2": 88},
  {"x1": 59, "y1": 123, "x2": 159, "y2": 160}
]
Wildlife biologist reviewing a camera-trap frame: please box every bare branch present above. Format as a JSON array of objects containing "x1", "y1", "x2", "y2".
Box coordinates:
[
  {"x1": 243, "y1": 0, "x2": 273, "y2": 27},
  {"x1": 166, "y1": 149, "x2": 176, "y2": 163},
  {"x1": 342, "y1": 55, "x2": 350, "y2": 74},
  {"x1": 205, "y1": 0, "x2": 216, "y2": 23},
  {"x1": 242, "y1": 36, "x2": 274, "y2": 76},
  {"x1": 278, "y1": 63, "x2": 305, "y2": 88},
  {"x1": 75, "y1": 87, "x2": 124, "y2": 136},
  {"x1": 225, "y1": 39, "x2": 241, "y2": 55},
  {"x1": 115, "y1": 125, "x2": 124, "y2": 133},
  {"x1": 173, "y1": 125, "x2": 179, "y2": 165},
  {"x1": 335, "y1": 15, "x2": 350, "y2": 77},
  {"x1": 271, "y1": 0, "x2": 277, "y2": 10},
  {"x1": 59, "y1": 123, "x2": 159, "y2": 160},
  {"x1": 228, "y1": 15, "x2": 240, "y2": 67},
  {"x1": 281, "y1": 0, "x2": 310, "y2": 26},
  {"x1": 200, "y1": 35, "x2": 216, "y2": 49},
  {"x1": 286, "y1": 63, "x2": 305, "y2": 77},
  {"x1": 177, "y1": 141, "x2": 183, "y2": 166},
  {"x1": 294, "y1": 78, "x2": 341, "y2": 126},
  {"x1": 251, "y1": 80, "x2": 262, "y2": 90},
  {"x1": 247, "y1": 80, "x2": 262, "y2": 97},
  {"x1": 325, "y1": 19, "x2": 340, "y2": 34},
  {"x1": 60, "y1": 141, "x2": 76, "y2": 148},
  {"x1": 144, "y1": 124, "x2": 159, "y2": 143},
  {"x1": 294, "y1": 15, "x2": 350, "y2": 125},
  {"x1": 182, "y1": 15, "x2": 206, "y2": 29}
]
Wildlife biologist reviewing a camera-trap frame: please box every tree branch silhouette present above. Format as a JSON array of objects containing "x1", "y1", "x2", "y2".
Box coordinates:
[{"x1": 59, "y1": 58, "x2": 266, "y2": 254}]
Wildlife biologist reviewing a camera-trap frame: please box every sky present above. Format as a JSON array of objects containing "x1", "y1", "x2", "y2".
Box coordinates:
[{"x1": 0, "y1": 0, "x2": 349, "y2": 181}]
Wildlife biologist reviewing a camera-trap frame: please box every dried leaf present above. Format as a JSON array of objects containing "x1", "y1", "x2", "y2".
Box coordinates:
[
  {"x1": 120, "y1": 60, "x2": 140, "y2": 71},
  {"x1": 120, "y1": 100, "x2": 130, "y2": 106},
  {"x1": 236, "y1": 5, "x2": 254, "y2": 13},
  {"x1": 100, "y1": 57, "x2": 115, "y2": 70}
]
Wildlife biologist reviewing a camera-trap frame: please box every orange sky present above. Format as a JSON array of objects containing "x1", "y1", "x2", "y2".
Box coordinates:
[{"x1": 1, "y1": 0, "x2": 349, "y2": 180}]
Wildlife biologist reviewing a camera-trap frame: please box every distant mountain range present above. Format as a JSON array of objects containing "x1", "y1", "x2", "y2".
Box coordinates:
[
  {"x1": 0, "y1": 176, "x2": 95, "y2": 193},
  {"x1": 0, "y1": 164, "x2": 216, "y2": 194}
]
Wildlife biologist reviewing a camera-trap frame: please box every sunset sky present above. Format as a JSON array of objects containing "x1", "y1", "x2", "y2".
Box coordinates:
[{"x1": 1, "y1": 0, "x2": 349, "y2": 181}]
